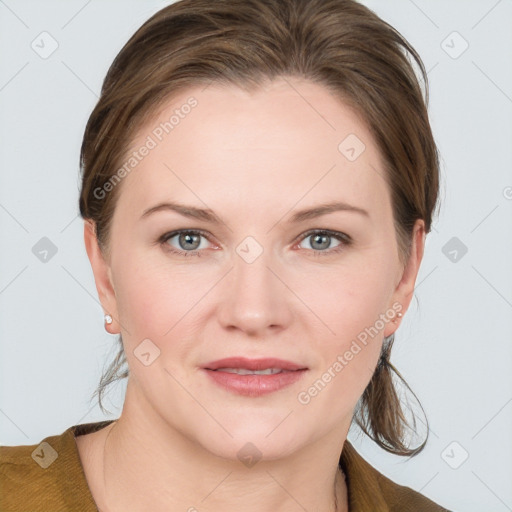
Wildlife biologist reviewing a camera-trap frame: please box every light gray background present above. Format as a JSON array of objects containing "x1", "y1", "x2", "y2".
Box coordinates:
[{"x1": 1, "y1": 1, "x2": 511, "y2": 511}]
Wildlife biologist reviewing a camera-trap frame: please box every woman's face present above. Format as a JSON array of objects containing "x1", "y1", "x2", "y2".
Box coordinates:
[{"x1": 86, "y1": 77, "x2": 424, "y2": 460}]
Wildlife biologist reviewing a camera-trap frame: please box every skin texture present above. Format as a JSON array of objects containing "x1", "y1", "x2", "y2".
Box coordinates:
[{"x1": 78, "y1": 77, "x2": 425, "y2": 512}]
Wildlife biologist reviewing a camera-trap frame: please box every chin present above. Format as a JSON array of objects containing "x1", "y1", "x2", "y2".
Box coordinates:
[{"x1": 190, "y1": 418, "x2": 310, "y2": 463}]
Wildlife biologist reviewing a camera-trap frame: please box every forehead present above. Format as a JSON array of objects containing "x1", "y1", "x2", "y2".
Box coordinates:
[{"x1": 115, "y1": 78, "x2": 390, "y2": 220}]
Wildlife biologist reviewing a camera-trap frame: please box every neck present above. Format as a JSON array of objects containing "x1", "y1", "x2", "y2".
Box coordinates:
[{"x1": 94, "y1": 382, "x2": 349, "y2": 512}]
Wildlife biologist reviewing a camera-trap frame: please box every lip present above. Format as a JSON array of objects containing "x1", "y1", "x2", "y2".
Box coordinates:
[
  {"x1": 201, "y1": 357, "x2": 308, "y2": 397},
  {"x1": 203, "y1": 357, "x2": 307, "y2": 372}
]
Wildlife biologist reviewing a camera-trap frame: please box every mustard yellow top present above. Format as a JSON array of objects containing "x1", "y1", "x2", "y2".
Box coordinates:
[{"x1": 0, "y1": 420, "x2": 449, "y2": 511}]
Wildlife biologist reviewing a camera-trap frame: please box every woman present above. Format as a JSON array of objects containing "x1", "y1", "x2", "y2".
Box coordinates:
[{"x1": 1, "y1": 0, "x2": 450, "y2": 510}]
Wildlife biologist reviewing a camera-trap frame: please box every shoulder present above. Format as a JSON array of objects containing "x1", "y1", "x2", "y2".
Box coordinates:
[
  {"x1": 371, "y1": 465, "x2": 450, "y2": 511},
  {"x1": 0, "y1": 421, "x2": 112, "y2": 512},
  {"x1": 340, "y1": 440, "x2": 451, "y2": 511},
  {"x1": 1, "y1": 433, "x2": 64, "y2": 511}
]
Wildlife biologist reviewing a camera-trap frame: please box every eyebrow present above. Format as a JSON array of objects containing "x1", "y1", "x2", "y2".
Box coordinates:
[{"x1": 141, "y1": 200, "x2": 369, "y2": 224}]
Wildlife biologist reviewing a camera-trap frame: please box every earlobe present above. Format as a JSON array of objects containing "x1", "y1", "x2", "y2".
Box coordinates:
[
  {"x1": 384, "y1": 219, "x2": 426, "y2": 337},
  {"x1": 83, "y1": 220, "x2": 120, "y2": 334}
]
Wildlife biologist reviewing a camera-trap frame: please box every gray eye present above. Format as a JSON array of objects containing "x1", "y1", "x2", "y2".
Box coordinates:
[
  {"x1": 300, "y1": 232, "x2": 342, "y2": 251},
  {"x1": 310, "y1": 233, "x2": 330, "y2": 250},
  {"x1": 177, "y1": 232, "x2": 201, "y2": 250},
  {"x1": 164, "y1": 230, "x2": 210, "y2": 252}
]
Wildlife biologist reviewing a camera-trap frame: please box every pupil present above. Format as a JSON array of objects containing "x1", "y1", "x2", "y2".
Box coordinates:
[
  {"x1": 180, "y1": 233, "x2": 199, "y2": 250},
  {"x1": 312, "y1": 234, "x2": 329, "y2": 250}
]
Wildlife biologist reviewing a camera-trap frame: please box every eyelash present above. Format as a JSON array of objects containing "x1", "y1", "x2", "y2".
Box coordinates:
[{"x1": 158, "y1": 229, "x2": 352, "y2": 258}]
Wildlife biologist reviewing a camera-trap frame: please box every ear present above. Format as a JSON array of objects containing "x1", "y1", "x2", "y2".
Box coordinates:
[
  {"x1": 83, "y1": 220, "x2": 120, "y2": 334},
  {"x1": 384, "y1": 219, "x2": 426, "y2": 337}
]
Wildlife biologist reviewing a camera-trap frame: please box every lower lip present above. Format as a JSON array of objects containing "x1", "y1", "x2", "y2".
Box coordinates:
[{"x1": 202, "y1": 368, "x2": 307, "y2": 396}]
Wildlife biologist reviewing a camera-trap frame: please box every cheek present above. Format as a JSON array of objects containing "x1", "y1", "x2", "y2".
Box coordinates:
[
  {"x1": 307, "y1": 256, "x2": 396, "y2": 340},
  {"x1": 304, "y1": 264, "x2": 395, "y2": 394},
  {"x1": 115, "y1": 267, "x2": 187, "y2": 337},
  {"x1": 112, "y1": 250, "x2": 217, "y2": 357}
]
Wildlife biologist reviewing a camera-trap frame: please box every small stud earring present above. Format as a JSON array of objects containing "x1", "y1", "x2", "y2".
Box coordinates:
[
  {"x1": 392, "y1": 312, "x2": 403, "y2": 323},
  {"x1": 104, "y1": 314, "x2": 113, "y2": 325}
]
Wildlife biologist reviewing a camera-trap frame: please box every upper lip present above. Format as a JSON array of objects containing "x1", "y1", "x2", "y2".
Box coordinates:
[{"x1": 203, "y1": 357, "x2": 307, "y2": 371}]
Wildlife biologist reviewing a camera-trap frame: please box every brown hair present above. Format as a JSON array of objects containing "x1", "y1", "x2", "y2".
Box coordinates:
[{"x1": 79, "y1": 0, "x2": 440, "y2": 456}]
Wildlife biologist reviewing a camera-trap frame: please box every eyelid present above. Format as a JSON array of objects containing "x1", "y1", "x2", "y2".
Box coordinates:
[
  {"x1": 294, "y1": 228, "x2": 352, "y2": 245},
  {"x1": 158, "y1": 228, "x2": 217, "y2": 248},
  {"x1": 159, "y1": 228, "x2": 350, "y2": 248},
  {"x1": 158, "y1": 228, "x2": 352, "y2": 259}
]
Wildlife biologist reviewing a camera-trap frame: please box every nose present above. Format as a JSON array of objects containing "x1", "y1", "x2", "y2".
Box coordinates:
[{"x1": 216, "y1": 244, "x2": 293, "y2": 337}]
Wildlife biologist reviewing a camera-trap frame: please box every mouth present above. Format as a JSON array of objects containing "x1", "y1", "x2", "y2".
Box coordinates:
[
  {"x1": 201, "y1": 357, "x2": 308, "y2": 396},
  {"x1": 203, "y1": 356, "x2": 307, "y2": 372},
  {"x1": 212, "y1": 367, "x2": 292, "y2": 375}
]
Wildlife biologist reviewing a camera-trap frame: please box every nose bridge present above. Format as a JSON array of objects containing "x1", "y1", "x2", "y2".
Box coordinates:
[
  {"x1": 218, "y1": 234, "x2": 291, "y2": 334},
  {"x1": 234, "y1": 236, "x2": 273, "y2": 293}
]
